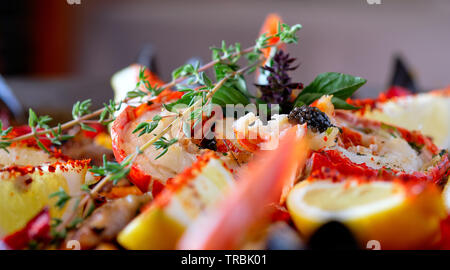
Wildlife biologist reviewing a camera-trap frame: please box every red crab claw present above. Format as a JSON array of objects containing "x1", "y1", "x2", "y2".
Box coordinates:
[
  {"x1": 259, "y1": 13, "x2": 284, "y2": 65},
  {"x1": 177, "y1": 126, "x2": 309, "y2": 250},
  {"x1": 111, "y1": 65, "x2": 183, "y2": 194},
  {"x1": 255, "y1": 14, "x2": 286, "y2": 85}
]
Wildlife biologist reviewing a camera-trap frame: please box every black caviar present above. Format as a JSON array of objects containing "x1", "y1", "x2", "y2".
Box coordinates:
[{"x1": 288, "y1": 105, "x2": 333, "y2": 133}]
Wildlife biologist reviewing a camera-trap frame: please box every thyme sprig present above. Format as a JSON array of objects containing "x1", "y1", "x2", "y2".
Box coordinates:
[
  {"x1": 72, "y1": 99, "x2": 92, "y2": 120},
  {"x1": 0, "y1": 24, "x2": 299, "y2": 149},
  {"x1": 48, "y1": 124, "x2": 74, "y2": 146},
  {"x1": 154, "y1": 137, "x2": 178, "y2": 160},
  {"x1": 210, "y1": 41, "x2": 242, "y2": 64},
  {"x1": 49, "y1": 187, "x2": 71, "y2": 209},
  {"x1": 99, "y1": 99, "x2": 123, "y2": 125},
  {"x1": 28, "y1": 109, "x2": 53, "y2": 153},
  {"x1": 275, "y1": 23, "x2": 302, "y2": 44},
  {"x1": 55, "y1": 65, "x2": 249, "y2": 233},
  {"x1": 39, "y1": 23, "x2": 303, "y2": 237},
  {"x1": 49, "y1": 185, "x2": 94, "y2": 243},
  {"x1": 72, "y1": 99, "x2": 96, "y2": 132},
  {"x1": 129, "y1": 68, "x2": 165, "y2": 98},
  {"x1": 90, "y1": 155, "x2": 132, "y2": 185},
  {"x1": 132, "y1": 115, "x2": 163, "y2": 137},
  {"x1": 0, "y1": 121, "x2": 12, "y2": 152}
]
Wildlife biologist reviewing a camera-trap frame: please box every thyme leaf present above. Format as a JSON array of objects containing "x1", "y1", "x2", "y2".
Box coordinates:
[
  {"x1": 72, "y1": 99, "x2": 92, "y2": 120},
  {"x1": 49, "y1": 187, "x2": 71, "y2": 210},
  {"x1": 154, "y1": 137, "x2": 178, "y2": 160},
  {"x1": 89, "y1": 155, "x2": 131, "y2": 185},
  {"x1": 132, "y1": 115, "x2": 162, "y2": 137},
  {"x1": 0, "y1": 121, "x2": 12, "y2": 153}
]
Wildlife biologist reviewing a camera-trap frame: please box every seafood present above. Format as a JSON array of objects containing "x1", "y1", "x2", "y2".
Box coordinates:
[
  {"x1": 222, "y1": 95, "x2": 450, "y2": 184},
  {"x1": 118, "y1": 152, "x2": 235, "y2": 250},
  {"x1": 65, "y1": 194, "x2": 150, "y2": 250},
  {"x1": 353, "y1": 88, "x2": 450, "y2": 150},
  {"x1": 2, "y1": 13, "x2": 450, "y2": 252},
  {"x1": 178, "y1": 127, "x2": 309, "y2": 249}
]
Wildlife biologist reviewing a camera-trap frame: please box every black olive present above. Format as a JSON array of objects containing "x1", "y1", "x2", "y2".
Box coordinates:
[{"x1": 308, "y1": 221, "x2": 360, "y2": 250}]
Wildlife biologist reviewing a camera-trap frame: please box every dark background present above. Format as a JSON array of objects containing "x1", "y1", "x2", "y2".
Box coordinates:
[{"x1": 1, "y1": 0, "x2": 449, "y2": 120}]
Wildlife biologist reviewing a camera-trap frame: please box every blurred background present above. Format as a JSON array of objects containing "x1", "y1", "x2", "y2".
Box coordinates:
[{"x1": 1, "y1": 0, "x2": 450, "y2": 122}]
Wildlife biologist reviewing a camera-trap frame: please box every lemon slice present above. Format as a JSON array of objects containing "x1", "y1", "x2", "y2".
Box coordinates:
[
  {"x1": 117, "y1": 153, "x2": 234, "y2": 250},
  {"x1": 361, "y1": 91, "x2": 450, "y2": 149},
  {"x1": 287, "y1": 179, "x2": 445, "y2": 249},
  {"x1": 0, "y1": 160, "x2": 89, "y2": 237}
]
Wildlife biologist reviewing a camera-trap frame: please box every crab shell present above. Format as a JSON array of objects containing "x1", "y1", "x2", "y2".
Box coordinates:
[
  {"x1": 111, "y1": 63, "x2": 190, "y2": 195},
  {"x1": 346, "y1": 86, "x2": 450, "y2": 116},
  {"x1": 111, "y1": 92, "x2": 182, "y2": 194},
  {"x1": 310, "y1": 111, "x2": 450, "y2": 184}
]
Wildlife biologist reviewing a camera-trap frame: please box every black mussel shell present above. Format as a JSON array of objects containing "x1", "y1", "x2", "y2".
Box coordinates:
[{"x1": 308, "y1": 221, "x2": 360, "y2": 250}]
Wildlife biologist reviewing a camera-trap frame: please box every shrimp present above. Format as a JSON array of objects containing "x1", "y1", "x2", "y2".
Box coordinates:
[{"x1": 177, "y1": 127, "x2": 309, "y2": 249}]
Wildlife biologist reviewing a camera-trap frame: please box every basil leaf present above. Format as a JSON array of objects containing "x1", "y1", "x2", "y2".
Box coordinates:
[
  {"x1": 212, "y1": 60, "x2": 251, "y2": 107},
  {"x1": 233, "y1": 75, "x2": 250, "y2": 96},
  {"x1": 293, "y1": 93, "x2": 323, "y2": 106},
  {"x1": 212, "y1": 84, "x2": 250, "y2": 107},
  {"x1": 294, "y1": 72, "x2": 366, "y2": 109},
  {"x1": 331, "y1": 97, "x2": 359, "y2": 110},
  {"x1": 164, "y1": 93, "x2": 199, "y2": 112}
]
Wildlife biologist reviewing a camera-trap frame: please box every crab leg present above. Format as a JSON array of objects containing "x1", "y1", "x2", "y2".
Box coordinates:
[
  {"x1": 258, "y1": 14, "x2": 285, "y2": 67},
  {"x1": 177, "y1": 126, "x2": 309, "y2": 250}
]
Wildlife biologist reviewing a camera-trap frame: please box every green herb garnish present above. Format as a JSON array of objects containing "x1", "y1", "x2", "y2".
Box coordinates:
[
  {"x1": 49, "y1": 187, "x2": 71, "y2": 209},
  {"x1": 294, "y1": 72, "x2": 366, "y2": 109}
]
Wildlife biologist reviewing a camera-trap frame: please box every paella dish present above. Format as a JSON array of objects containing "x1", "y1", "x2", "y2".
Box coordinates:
[{"x1": 0, "y1": 15, "x2": 449, "y2": 250}]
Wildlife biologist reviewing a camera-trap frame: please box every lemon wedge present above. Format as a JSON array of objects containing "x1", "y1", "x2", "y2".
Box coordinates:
[
  {"x1": 362, "y1": 91, "x2": 450, "y2": 150},
  {"x1": 117, "y1": 153, "x2": 234, "y2": 250},
  {"x1": 0, "y1": 160, "x2": 89, "y2": 237},
  {"x1": 287, "y1": 179, "x2": 445, "y2": 249}
]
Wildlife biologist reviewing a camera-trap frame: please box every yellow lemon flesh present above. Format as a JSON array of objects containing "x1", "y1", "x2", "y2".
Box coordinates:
[
  {"x1": 0, "y1": 162, "x2": 88, "y2": 237},
  {"x1": 118, "y1": 156, "x2": 234, "y2": 250},
  {"x1": 361, "y1": 92, "x2": 450, "y2": 150},
  {"x1": 287, "y1": 180, "x2": 445, "y2": 249}
]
